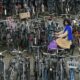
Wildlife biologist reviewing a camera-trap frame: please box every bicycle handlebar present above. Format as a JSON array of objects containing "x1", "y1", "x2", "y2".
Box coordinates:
[{"x1": 11, "y1": 49, "x2": 27, "y2": 54}]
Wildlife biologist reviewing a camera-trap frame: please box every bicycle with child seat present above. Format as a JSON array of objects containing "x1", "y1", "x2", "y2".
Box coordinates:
[{"x1": 6, "y1": 49, "x2": 30, "y2": 80}]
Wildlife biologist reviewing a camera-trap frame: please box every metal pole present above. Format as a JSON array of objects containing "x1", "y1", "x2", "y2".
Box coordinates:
[
  {"x1": 62, "y1": 0, "x2": 63, "y2": 14},
  {"x1": 4, "y1": 64, "x2": 6, "y2": 80},
  {"x1": 61, "y1": 0, "x2": 65, "y2": 14},
  {"x1": 23, "y1": 62, "x2": 25, "y2": 80}
]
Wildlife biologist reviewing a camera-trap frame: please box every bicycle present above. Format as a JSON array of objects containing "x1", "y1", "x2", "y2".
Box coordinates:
[
  {"x1": 42, "y1": 52, "x2": 57, "y2": 80},
  {"x1": 43, "y1": 47, "x2": 67, "y2": 80},
  {"x1": 6, "y1": 49, "x2": 30, "y2": 80},
  {"x1": 66, "y1": 55, "x2": 80, "y2": 80},
  {"x1": 31, "y1": 44, "x2": 46, "y2": 80},
  {"x1": 0, "y1": 50, "x2": 7, "y2": 80},
  {"x1": 44, "y1": 48, "x2": 80, "y2": 80}
]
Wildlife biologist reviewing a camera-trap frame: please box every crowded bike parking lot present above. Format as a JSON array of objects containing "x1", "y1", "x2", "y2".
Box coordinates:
[
  {"x1": 0, "y1": 14, "x2": 79, "y2": 80},
  {"x1": 0, "y1": 0, "x2": 80, "y2": 80}
]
